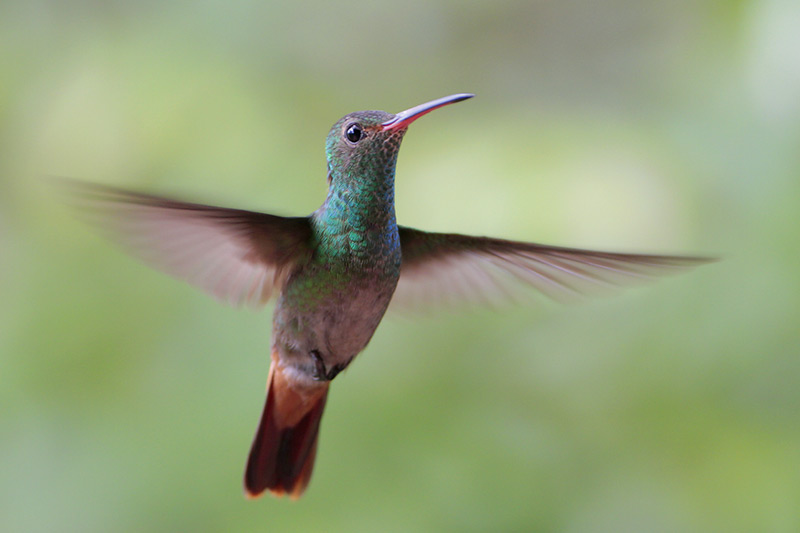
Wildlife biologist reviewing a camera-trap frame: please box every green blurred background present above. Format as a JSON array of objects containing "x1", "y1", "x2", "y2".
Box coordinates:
[{"x1": 2, "y1": 1, "x2": 799, "y2": 531}]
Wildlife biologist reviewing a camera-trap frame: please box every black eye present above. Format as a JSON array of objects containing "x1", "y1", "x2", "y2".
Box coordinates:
[{"x1": 345, "y1": 123, "x2": 363, "y2": 143}]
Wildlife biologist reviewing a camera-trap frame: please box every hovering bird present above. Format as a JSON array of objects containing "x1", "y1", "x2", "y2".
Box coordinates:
[{"x1": 61, "y1": 94, "x2": 711, "y2": 499}]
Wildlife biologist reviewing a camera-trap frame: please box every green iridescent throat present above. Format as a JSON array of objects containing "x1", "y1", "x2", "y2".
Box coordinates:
[{"x1": 313, "y1": 120, "x2": 405, "y2": 263}]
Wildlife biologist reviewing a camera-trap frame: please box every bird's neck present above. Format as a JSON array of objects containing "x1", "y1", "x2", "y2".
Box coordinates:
[{"x1": 313, "y1": 167, "x2": 399, "y2": 262}]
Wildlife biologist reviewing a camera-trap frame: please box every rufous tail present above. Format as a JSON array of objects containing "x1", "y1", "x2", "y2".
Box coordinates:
[{"x1": 244, "y1": 356, "x2": 329, "y2": 499}]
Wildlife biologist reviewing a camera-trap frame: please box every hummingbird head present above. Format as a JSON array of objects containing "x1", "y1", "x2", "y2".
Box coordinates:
[{"x1": 324, "y1": 94, "x2": 474, "y2": 188}]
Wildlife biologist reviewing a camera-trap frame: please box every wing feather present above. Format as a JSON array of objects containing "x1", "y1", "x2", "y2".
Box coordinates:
[
  {"x1": 394, "y1": 227, "x2": 713, "y2": 309},
  {"x1": 58, "y1": 179, "x2": 313, "y2": 308}
]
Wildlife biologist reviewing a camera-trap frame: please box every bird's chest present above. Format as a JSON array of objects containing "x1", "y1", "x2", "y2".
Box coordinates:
[{"x1": 272, "y1": 232, "x2": 401, "y2": 363}]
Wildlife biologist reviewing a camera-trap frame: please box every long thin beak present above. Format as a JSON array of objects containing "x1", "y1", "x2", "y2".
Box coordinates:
[{"x1": 381, "y1": 93, "x2": 474, "y2": 131}]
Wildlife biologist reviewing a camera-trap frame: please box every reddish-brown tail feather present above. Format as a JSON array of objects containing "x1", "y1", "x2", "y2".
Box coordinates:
[{"x1": 244, "y1": 359, "x2": 329, "y2": 499}]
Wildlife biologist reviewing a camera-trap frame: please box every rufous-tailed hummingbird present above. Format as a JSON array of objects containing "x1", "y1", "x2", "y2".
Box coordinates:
[{"x1": 61, "y1": 94, "x2": 711, "y2": 499}]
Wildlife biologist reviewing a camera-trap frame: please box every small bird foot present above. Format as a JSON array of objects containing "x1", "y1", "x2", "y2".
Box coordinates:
[{"x1": 310, "y1": 350, "x2": 345, "y2": 381}]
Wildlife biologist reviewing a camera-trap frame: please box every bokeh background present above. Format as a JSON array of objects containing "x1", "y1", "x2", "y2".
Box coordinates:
[{"x1": 2, "y1": 1, "x2": 799, "y2": 531}]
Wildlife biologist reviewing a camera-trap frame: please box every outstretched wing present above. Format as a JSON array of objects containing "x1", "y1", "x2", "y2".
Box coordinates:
[
  {"x1": 394, "y1": 227, "x2": 713, "y2": 309},
  {"x1": 58, "y1": 179, "x2": 313, "y2": 307}
]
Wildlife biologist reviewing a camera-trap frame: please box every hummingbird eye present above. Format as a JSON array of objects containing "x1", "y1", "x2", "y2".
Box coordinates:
[{"x1": 345, "y1": 123, "x2": 363, "y2": 144}]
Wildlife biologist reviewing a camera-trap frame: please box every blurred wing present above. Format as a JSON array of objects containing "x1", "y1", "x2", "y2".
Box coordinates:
[
  {"x1": 393, "y1": 226, "x2": 714, "y2": 309},
  {"x1": 59, "y1": 179, "x2": 313, "y2": 307}
]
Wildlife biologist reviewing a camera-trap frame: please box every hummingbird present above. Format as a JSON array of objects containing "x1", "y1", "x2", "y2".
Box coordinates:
[{"x1": 61, "y1": 93, "x2": 711, "y2": 499}]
